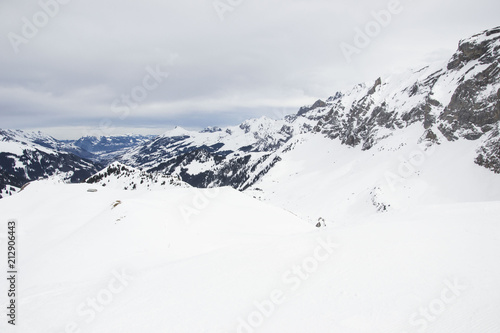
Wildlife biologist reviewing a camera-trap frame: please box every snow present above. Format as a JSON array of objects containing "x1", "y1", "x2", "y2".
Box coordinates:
[
  {"x1": 248, "y1": 123, "x2": 500, "y2": 223},
  {"x1": 0, "y1": 185, "x2": 20, "y2": 198},
  {"x1": 0, "y1": 174, "x2": 499, "y2": 332},
  {"x1": 0, "y1": 141, "x2": 27, "y2": 156},
  {"x1": 1, "y1": 120, "x2": 500, "y2": 332},
  {"x1": 185, "y1": 159, "x2": 217, "y2": 174},
  {"x1": 161, "y1": 126, "x2": 192, "y2": 137},
  {"x1": 0, "y1": 130, "x2": 58, "y2": 156},
  {"x1": 2, "y1": 115, "x2": 500, "y2": 333}
]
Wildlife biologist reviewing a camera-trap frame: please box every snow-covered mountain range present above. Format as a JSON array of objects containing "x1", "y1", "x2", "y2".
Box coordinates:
[
  {"x1": 1, "y1": 27, "x2": 499, "y2": 208},
  {"x1": 1, "y1": 26, "x2": 500, "y2": 333},
  {"x1": 113, "y1": 26, "x2": 500, "y2": 193},
  {"x1": 0, "y1": 131, "x2": 156, "y2": 198},
  {"x1": 0, "y1": 129, "x2": 100, "y2": 198}
]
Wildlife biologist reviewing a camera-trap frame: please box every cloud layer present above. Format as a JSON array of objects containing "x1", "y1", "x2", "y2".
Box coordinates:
[{"x1": 1, "y1": 0, "x2": 499, "y2": 138}]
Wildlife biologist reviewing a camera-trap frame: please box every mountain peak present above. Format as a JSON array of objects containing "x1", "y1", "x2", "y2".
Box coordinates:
[
  {"x1": 162, "y1": 126, "x2": 192, "y2": 137},
  {"x1": 447, "y1": 26, "x2": 500, "y2": 70}
]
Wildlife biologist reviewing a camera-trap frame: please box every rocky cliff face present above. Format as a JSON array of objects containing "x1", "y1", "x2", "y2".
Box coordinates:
[
  {"x1": 439, "y1": 28, "x2": 500, "y2": 141},
  {"x1": 475, "y1": 125, "x2": 500, "y2": 173},
  {"x1": 309, "y1": 26, "x2": 500, "y2": 171}
]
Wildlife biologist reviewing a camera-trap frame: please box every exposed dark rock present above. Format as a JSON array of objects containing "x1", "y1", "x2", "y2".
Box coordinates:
[
  {"x1": 367, "y1": 77, "x2": 382, "y2": 95},
  {"x1": 200, "y1": 127, "x2": 222, "y2": 133},
  {"x1": 475, "y1": 128, "x2": 500, "y2": 173},
  {"x1": 439, "y1": 63, "x2": 500, "y2": 140},
  {"x1": 424, "y1": 129, "x2": 438, "y2": 142},
  {"x1": 447, "y1": 28, "x2": 500, "y2": 70},
  {"x1": 297, "y1": 99, "x2": 327, "y2": 116},
  {"x1": 409, "y1": 83, "x2": 419, "y2": 97}
]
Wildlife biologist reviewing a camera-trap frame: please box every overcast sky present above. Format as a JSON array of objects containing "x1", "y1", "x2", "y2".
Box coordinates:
[{"x1": 1, "y1": 0, "x2": 499, "y2": 139}]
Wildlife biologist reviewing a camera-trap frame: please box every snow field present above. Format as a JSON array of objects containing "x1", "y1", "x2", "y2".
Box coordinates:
[{"x1": 0, "y1": 178, "x2": 499, "y2": 332}]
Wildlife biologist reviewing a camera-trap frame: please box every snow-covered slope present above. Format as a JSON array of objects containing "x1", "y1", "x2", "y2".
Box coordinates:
[
  {"x1": 0, "y1": 176, "x2": 499, "y2": 332},
  {"x1": 247, "y1": 124, "x2": 500, "y2": 224},
  {"x1": 239, "y1": 26, "x2": 500, "y2": 223}
]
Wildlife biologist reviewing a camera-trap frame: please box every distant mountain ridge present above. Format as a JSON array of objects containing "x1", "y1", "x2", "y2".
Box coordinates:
[
  {"x1": 1, "y1": 26, "x2": 499, "y2": 199},
  {"x1": 0, "y1": 129, "x2": 100, "y2": 198},
  {"x1": 68, "y1": 134, "x2": 156, "y2": 162}
]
